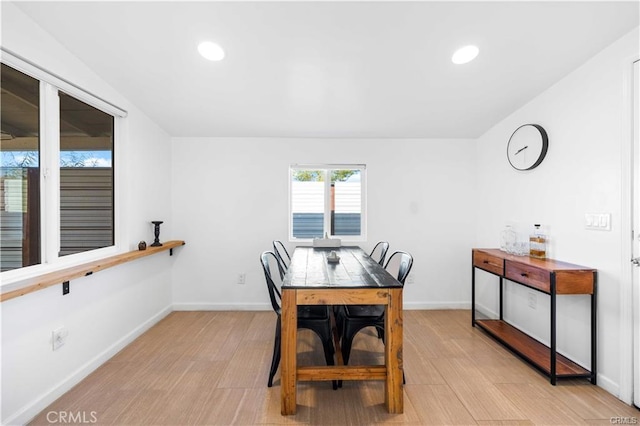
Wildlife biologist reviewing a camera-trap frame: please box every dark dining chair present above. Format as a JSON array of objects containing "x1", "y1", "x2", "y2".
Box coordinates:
[
  {"x1": 369, "y1": 241, "x2": 390, "y2": 266},
  {"x1": 336, "y1": 251, "x2": 413, "y2": 373},
  {"x1": 260, "y1": 251, "x2": 337, "y2": 389},
  {"x1": 272, "y1": 240, "x2": 291, "y2": 279}
]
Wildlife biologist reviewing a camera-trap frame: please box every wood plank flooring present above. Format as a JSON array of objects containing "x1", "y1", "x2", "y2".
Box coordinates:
[{"x1": 29, "y1": 310, "x2": 638, "y2": 425}]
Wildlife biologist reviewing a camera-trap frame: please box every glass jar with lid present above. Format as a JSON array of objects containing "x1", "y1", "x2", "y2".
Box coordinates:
[{"x1": 529, "y1": 224, "x2": 547, "y2": 259}]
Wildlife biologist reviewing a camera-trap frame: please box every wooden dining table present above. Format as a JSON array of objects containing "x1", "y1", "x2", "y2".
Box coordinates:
[{"x1": 280, "y1": 246, "x2": 404, "y2": 415}]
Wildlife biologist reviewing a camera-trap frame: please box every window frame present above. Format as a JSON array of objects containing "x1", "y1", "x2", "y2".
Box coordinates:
[
  {"x1": 1, "y1": 51, "x2": 127, "y2": 288},
  {"x1": 288, "y1": 164, "x2": 367, "y2": 243}
]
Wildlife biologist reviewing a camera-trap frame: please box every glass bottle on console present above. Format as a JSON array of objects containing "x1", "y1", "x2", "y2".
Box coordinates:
[
  {"x1": 529, "y1": 224, "x2": 547, "y2": 259},
  {"x1": 500, "y1": 225, "x2": 516, "y2": 253}
]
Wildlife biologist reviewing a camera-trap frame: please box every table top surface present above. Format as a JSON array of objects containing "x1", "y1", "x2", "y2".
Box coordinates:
[{"x1": 282, "y1": 246, "x2": 402, "y2": 289}]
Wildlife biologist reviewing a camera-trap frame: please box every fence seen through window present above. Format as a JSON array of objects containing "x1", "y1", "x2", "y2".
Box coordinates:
[{"x1": 290, "y1": 166, "x2": 365, "y2": 240}]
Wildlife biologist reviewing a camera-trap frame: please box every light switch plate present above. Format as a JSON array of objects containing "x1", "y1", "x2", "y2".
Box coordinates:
[{"x1": 585, "y1": 213, "x2": 611, "y2": 231}]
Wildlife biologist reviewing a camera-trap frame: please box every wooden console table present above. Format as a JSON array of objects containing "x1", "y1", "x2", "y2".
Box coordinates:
[{"x1": 471, "y1": 248, "x2": 596, "y2": 385}]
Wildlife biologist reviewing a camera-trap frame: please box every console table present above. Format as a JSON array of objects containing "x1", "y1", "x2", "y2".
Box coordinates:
[{"x1": 471, "y1": 248, "x2": 597, "y2": 385}]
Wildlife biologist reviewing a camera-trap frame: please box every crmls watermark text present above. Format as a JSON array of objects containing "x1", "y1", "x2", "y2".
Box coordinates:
[
  {"x1": 46, "y1": 411, "x2": 98, "y2": 424},
  {"x1": 611, "y1": 417, "x2": 639, "y2": 425}
]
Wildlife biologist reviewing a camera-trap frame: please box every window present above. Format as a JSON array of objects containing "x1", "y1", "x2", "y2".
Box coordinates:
[
  {"x1": 1, "y1": 60, "x2": 120, "y2": 275},
  {"x1": 0, "y1": 64, "x2": 40, "y2": 271},
  {"x1": 289, "y1": 165, "x2": 366, "y2": 241},
  {"x1": 59, "y1": 92, "x2": 114, "y2": 257}
]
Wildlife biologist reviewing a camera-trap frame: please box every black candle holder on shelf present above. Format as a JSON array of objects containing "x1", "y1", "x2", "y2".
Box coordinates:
[{"x1": 151, "y1": 221, "x2": 164, "y2": 247}]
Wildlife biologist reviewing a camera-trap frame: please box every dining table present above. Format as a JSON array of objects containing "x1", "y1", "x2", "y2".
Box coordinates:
[{"x1": 280, "y1": 246, "x2": 404, "y2": 415}]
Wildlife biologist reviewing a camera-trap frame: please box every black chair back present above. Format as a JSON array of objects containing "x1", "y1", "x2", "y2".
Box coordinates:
[
  {"x1": 260, "y1": 251, "x2": 282, "y2": 315},
  {"x1": 369, "y1": 241, "x2": 390, "y2": 265},
  {"x1": 272, "y1": 240, "x2": 291, "y2": 279},
  {"x1": 384, "y1": 251, "x2": 413, "y2": 284}
]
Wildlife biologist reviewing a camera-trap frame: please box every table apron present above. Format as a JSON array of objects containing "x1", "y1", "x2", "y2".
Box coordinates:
[{"x1": 294, "y1": 288, "x2": 391, "y2": 305}]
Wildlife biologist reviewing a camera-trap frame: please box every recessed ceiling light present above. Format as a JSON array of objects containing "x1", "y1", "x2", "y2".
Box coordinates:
[
  {"x1": 198, "y1": 41, "x2": 225, "y2": 61},
  {"x1": 452, "y1": 45, "x2": 479, "y2": 65}
]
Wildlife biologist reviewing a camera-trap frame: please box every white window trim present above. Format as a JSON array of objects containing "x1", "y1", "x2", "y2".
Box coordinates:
[
  {"x1": 0, "y1": 53, "x2": 127, "y2": 290},
  {"x1": 41, "y1": 81, "x2": 60, "y2": 265},
  {"x1": 289, "y1": 164, "x2": 367, "y2": 243}
]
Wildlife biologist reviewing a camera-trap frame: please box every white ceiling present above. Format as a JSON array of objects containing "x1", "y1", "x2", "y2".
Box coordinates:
[{"x1": 13, "y1": 1, "x2": 640, "y2": 139}]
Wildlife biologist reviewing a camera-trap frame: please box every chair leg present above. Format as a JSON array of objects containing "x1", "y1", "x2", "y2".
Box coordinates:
[
  {"x1": 338, "y1": 324, "x2": 364, "y2": 388},
  {"x1": 321, "y1": 339, "x2": 338, "y2": 390},
  {"x1": 341, "y1": 324, "x2": 362, "y2": 366},
  {"x1": 268, "y1": 319, "x2": 281, "y2": 387},
  {"x1": 320, "y1": 332, "x2": 334, "y2": 366},
  {"x1": 376, "y1": 324, "x2": 385, "y2": 342},
  {"x1": 316, "y1": 325, "x2": 338, "y2": 390},
  {"x1": 334, "y1": 306, "x2": 345, "y2": 336}
]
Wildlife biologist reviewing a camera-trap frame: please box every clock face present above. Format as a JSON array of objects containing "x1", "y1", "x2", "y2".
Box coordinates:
[{"x1": 507, "y1": 124, "x2": 548, "y2": 171}]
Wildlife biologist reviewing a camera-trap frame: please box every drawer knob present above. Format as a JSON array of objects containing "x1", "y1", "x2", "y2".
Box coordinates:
[
  {"x1": 520, "y1": 272, "x2": 528, "y2": 277},
  {"x1": 483, "y1": 260, "x2": 489, "y2": 264}
]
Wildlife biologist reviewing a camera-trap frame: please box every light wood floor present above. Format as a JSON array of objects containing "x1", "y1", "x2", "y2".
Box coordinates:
[{"x1": 30, "y1": 310, "x2": 638, "y2": 425}]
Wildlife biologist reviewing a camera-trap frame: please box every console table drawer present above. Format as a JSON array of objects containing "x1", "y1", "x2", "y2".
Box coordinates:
[
  {"x1": 505, "y1": 260, "x2": 550, "y2": 292},
  {"x1": 473, "y1": 250, "x2": 504, "y2": 275}
]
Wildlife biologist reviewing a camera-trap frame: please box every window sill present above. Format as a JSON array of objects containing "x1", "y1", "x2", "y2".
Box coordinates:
[{"x1": 0, "y1": 240, "x2": 185, "y2": 302}]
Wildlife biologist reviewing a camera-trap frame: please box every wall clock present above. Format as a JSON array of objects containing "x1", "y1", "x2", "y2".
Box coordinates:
[{"x1": 506, "y1": 124, "x2": 549, "y2": 171}]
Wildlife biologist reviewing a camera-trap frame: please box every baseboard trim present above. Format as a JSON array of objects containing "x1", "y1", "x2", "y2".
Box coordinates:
[
  {"x1": 597, "y1": 373, "x2": 620, "y2": 399},
  {"x1": 172, "y1": 302, "x2": 271, "y2": 311},
  {"x1": 472, "y1": 302, "x2": 497, "y2": 318},
  {"x1": 172, "y1": 302, "x2": 473, "y2": 311},
  {"x1": 7, "y1": 305, "x2": 173, "y2": 426},
  {"x1": 404, "y1": 301, "x2": 471, "y2": 310}
]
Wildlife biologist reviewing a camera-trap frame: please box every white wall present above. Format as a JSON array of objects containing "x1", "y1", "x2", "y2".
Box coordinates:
[
  {"x1": 171, "y1": 137, "x2": 476, "y2": 310},
  {"x1": 1, "y1": 4, "x2": 176, "y2": 424},
  {"x1": 474, "y1": 28, "x2": 639, "y2": 397}
]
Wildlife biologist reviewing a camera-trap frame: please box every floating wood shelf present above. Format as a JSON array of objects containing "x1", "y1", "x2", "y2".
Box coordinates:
[{"x1": 0, "y1": 240, "x2": 185, "y2": 302}]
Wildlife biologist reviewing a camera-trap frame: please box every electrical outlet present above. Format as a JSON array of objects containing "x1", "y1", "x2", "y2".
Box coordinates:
[
  {"x1": 52, "y1": 327, "x2": 68, "y2": 351},
  {"x1": 527, "y1": 291, "x2": 537, "y2": 309},
  {"x1": 237, "y1": 273, "x2": 246, "y2": 285}
]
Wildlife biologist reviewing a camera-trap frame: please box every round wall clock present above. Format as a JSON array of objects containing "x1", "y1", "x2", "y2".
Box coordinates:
[{"x1": 506, "y1": 124, "x2": 549, "y2": 171}]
